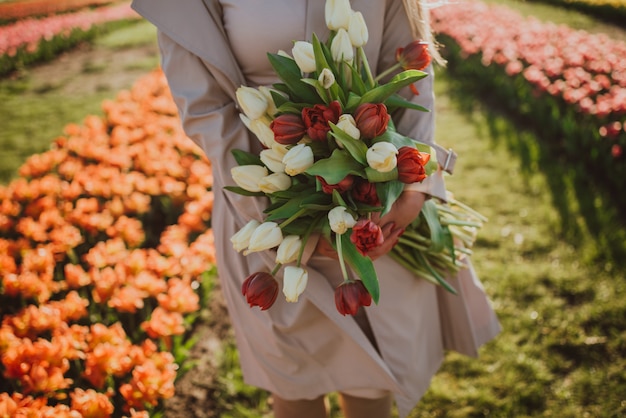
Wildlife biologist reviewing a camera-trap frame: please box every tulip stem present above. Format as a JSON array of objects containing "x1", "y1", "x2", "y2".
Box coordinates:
[
  {"x1": 335, "y1": 233, "x2": 349, "y2": 281},
  {"x1": 279, "y1": 208, "x2": 308, "y2": 229},
  {"x1": 271, "y1": 264, "x2": 282, "y2": 276},
  {"x1": 358, "y1": 47, "x2": 376, "y2": 89},
  {"x1": 374, "y1": 62, "x2": 402, "y2": 83}
]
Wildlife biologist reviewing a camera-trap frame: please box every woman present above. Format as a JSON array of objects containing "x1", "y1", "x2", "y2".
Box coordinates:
[{"x1": 131, "y1": 1, "x2": 500, "y2": 417}]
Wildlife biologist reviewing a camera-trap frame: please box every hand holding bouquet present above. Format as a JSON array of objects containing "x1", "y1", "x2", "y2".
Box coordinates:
[{"x1": 227, "y1": 0, "x2": 485, "y2": 315}]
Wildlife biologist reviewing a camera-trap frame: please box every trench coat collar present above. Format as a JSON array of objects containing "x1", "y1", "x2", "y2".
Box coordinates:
[{"x1": 131, "y1": 0, "x2": 245, "y2": 98}]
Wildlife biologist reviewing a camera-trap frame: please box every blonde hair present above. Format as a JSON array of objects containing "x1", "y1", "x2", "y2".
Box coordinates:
[{"x1": 402, "y1": 0, "x2": 446, "y2": 66}]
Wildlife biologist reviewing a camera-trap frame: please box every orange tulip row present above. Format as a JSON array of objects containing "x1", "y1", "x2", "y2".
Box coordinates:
[
  {"x1": 0, "y1": 0, "x2": 120, "y2": 21},
  {"x1": 0, "y1": 69, "x2": 217, "y2": 416}
]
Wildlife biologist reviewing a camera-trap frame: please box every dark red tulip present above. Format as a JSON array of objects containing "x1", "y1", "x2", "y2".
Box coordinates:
[
  {"x1": 302, "y1": 100, "x2": 342, "y2": 141},
  {"x1": 334, "y1": 280, "x2": 372, "y2": 316},
  {"x1": 395, "y1": 40, "x2": 431, "y2": 71},
  {"x1": 317, "y1": 175, "x2": 354, "y2": 194},
  {"x1": 350, "y1": 219, "x2": 384, "y2": 256},
  {"x1": 270, "y1": 113, "x2": 306, "y2": 145},
  {"x1": 241, "y1": 272, "x2": 279, "y2": 310},
  {"x1": 353, "y1": 103, "x2": 389, "y2": 140}
]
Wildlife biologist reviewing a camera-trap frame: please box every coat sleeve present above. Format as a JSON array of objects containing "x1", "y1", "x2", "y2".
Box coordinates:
[
  {"x1": 156, "y1": 30, "x2": 269, "y2": 225},
  {"x1": 377, "y1": 0, "x2": 448, "y2": 202}
]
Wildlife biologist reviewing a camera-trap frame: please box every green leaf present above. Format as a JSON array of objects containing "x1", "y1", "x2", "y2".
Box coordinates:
[
  {"x1": 341, "y1": 233, "x2": 380, "y2": 304},
  {"x1": 414, "y1": 250, "x2": 457, "y2": 294},
  {"x1": 223, "y1": 186, "x2": 266, "y2": 197},
  {"x1": 328, "y1": 122, "x2": 368, "y2": 165},
  {"x1": 267, "y1": 53, "x2": 320, "y2": 103},
  {"x1": 385, "y1": 93, "x2": 430, "y2": 113},
  {"x1": 358, "y1": 69, "x2": 428, "y2": 105},
  {"x1": 305, "y1": 149, "x2": 365, "y2": 184},
  {"x1": 231, "y1": 149, "x2": 263, "y2": 166},
  {"x1": 374, "y1": 180, "x2": 404, "y2": 216},
  {"x1": 365, "y1": 166, "x2": 398, "y2": 183},
  {"x1": 421, "y1": 200, "x2": 446, "y2": 252}
]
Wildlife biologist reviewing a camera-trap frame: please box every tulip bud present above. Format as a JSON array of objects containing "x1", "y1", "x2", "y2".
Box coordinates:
[
  {"x1": 236, "y1": 86, "x2": 268, "y2": 120},
  {"x1": 396, "y1": 40, "x2": 431, "y2": 71},
  {"x1": 231, "y1": 219, "x2": 261, "y2": 252},
  {"x1": 318, "y1": 175, "x2": 354, "y2": 195},
  {"x1": 250, "y1": 116, "x2": 278, "y2": 148},
  {"x1": 282, "y1": 144, "x2": 314, "y2": 176},
  {"x1": 258, "y1": 86, "x2": 280, "y2": 117},
  {"x1": 260, "y1": 146, "x2": 287, "y2": 173},
  {"x1": 276, "y1": 235, "x2": 302, "y2": 265},
  {"x1": 325, "y1": 0, "x2": 352, "y2": 30},
  {"x1": 270, "y1": 113, "x2": 306, "y2": 145},
  {"x1": 331, "y1": 28, "x2": 354, "y2": 63},
  {"x1": 334, "y1": 280, "x2": 372, "y2": 316},
  {"x1": 350, "y1": 219, "x2": 384, "y2": 256},
  {"x1": 246, "y1": 221, "x2": 283, "y2": 254},
  {"x1": 231, "y1": 165, "x2": 269, "y2": 192},
  {"x1": 353, "y1": 103, "x2": 390, "y2": 139},
  {"x1": 336, "y1": 114, "x2": 360, "y2": 140},
  {"x1": 283, "y1": 266, "x2": 309, "y2": 303},
  {"x1": 292, "y1": 41, "x2": 317, "y2": 73},
  {"x1": 366, "y1": 142, "x2": 398, "y2": 173},
  {"x1": 259, "y1": 172, "x2": 292, "y2": 194},
  {"x1": 242, "y1": 272, "x2": 279, "y2": 310},
  {"x1": 318, "y1": 68, "x2": 336, "y2": 89},
  {"x1": 348, "y1": 11, "x2": 368, "y2": 47},
  {"x1": 396, "y1": 146, "x2": 431, "y2": 184},
  {"x1": 328, "y1": 206, "x2": 357, "y2": 235}
]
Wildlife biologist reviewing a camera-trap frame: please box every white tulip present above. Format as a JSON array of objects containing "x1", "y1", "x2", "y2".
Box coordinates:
[
  {"x1": 236, "y1": 86, "x2": 268, "y2": 120},
  {"x1": 282, "y1": 144, "x2": 314, "y2": 176},
  {"x1": 336, "y1": 114, "x2": 360, "y2": 140},
  {"x1": 348, "y1": 11, "x2": 369, "y2": 47},
  {"x1": 318, "y1": 68, "x2": 336, "y2": 89},
  {"x1": 276, "y1": 235, "x2": 302, "y2": 265},
  {"x1": 283, "y1": 266, "x2": 308, "y2": 302},
  {"x1": 328, "y1": 206, "x2": 357, "y2": 235},
  {"x1": 325, "y1": 0, "x2": 352, "y2": 31},
  {"x1": 230, "y1": 220, "x2": 261, "y2": 252},
  {"x1": 292, "y1": 41, "x2": 317, "y2": 73},
  {"x1": 259, "y1": 172, "x2": 292, "y2": 194},
  {"x1": 231, "y1": 165, "x2": 269, "y2": 192},
  {"x1": 246, "y1": 222, "x2": 283, "y2": 254},
  {"x1": 258, "y1": 86, "x2": 279, "y2": 117},
  {"x1": 366, "y1": 142, "x2": 398, "y2": 173},
  {"x1": 331, "y1": 28, "x2": 354, "y2": 63},
  {"x1": 260, "y1": 147, "x2": 287, "y2": 173}
]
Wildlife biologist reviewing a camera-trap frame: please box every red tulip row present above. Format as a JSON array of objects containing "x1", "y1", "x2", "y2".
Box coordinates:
[
  {"x1": 431, "y1": 0, "x2": 626, "y2": 198},
  {"x1": 0, "y1": 0, "x2": 119, "y2": 22},
  {"x1": 0, "y1": 69, "x2": 217, "y2": 416},
  {"x1": 0, "y1": 2, "x2": 141, "y2": 76}
]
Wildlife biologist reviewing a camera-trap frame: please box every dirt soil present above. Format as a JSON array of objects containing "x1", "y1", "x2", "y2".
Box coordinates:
[{"x1": 22, "y1": 40, "x2": 234, "y2": 417}]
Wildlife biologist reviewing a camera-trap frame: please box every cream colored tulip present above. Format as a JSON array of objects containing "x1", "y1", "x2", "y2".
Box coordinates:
[
  {"x1": 366, "y1": 142, "x2": 398, "y2": 173},
  {"x1": 348, "y1": 11, "x2": 368, "y2": 47},
  {"x1": 231, "y1": 165, "x2": 269, "y2": 192},
  {"x1": 282, "y1": 144, "x2": 314, "y2": 176},
  {"x1": 236, "y1": 86, "x2": 268, "y2": 120},
  {"x1": 336, "y1": 114, "x2": 360, "y2": 140},
  {"x1": 259, "y1": 172, "x2": 292, "y2": 194},
  {"x1": 328, "y1": 206, "x2": 357, "y2": 235},
  {"x1": 331, "y1": 28, "x2": 354, "y2": 63},
  {"x1": 283, "y1": 266, "x2": 308, "y2": 302},
  {"x1": 260, "y1": 147, "x2": 287, "y2": 173},
  {"x1": 230, "y1": 219, "x2": 261, "y2": 252},
  {"x1": 325, "y1": 0, "x2": 352, "y2": 31},
  {"x1": 276, "y1": 235, "x2": 302, "y2": 265},
  {"x1": 246, "y1": 222, "x2": 283, "y2": 254},
  {"x1": 258, "y1": 86, "x2": 279, "y2": 117},
  {"x1": 292, "y1": 41, "x2": 317, "y2": 73},
  {"x1": 318, "y1": 68, "x2": 336, "y2": 89}
]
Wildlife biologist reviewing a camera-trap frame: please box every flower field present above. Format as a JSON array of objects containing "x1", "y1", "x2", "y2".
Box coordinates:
[
  {"x1": 0, "y1": 69, "x2": 217, "y2": 416},
  {"x1": 0, "y1": 0, "x2": 120, "y2": 21},
  {"x1": 0, "y1": 1, "x2": 140, "y2": 76},
  {"x1": 431, "y1": 0, "x2": 626, "y2": 210}
]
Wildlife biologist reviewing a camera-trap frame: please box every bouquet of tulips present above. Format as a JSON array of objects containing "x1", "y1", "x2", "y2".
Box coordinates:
[{"x1": 228, "y1": 0, "x2": 485, "y2": 315}]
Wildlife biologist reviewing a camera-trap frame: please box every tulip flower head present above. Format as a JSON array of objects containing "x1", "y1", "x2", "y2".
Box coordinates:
[
  {"x1": 328, "y1": 206, "x2": 357, "y2": 235},
  {"x1": 230, "y1": 219, "x2": 261, "y2": 252},
  {"x1": 334, "y1": 280, "x2": 372, "y2": 316},
  {"x1": 325, "y1": 0, "x2": 352, "y2": 31},
  {"x1": 242, "y1": 272, "x2": 279, "y2": 310},
  {"x1": 366, "y1": 142, "x2": 398, "y2": 173},
  {"x1": 282, "y1": 266, "x2": 309, "y2": 302},
  {"x1": 245, "y1": 222, "x2": 283, "y2": 254},
  {"x1": 397, "y1": 146, "x2": 430, "y2": 184},
  {"x1": 236, "y1": 86, "x2": 269, "y2": 120},
  {"x1": 282, "y1": 143, "x2": 315, "y2": 176},
  {"x1": 292, "y1": 41, "x2": 317, "y2": 73},
  {"x1": 395, "y1": 40, "x2": 431, "y2": 71}
]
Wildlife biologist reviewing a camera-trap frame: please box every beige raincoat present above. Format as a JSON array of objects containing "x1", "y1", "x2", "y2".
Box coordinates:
[{"x1": 131, "y1": 0, "x2": 500, "y2": 416}]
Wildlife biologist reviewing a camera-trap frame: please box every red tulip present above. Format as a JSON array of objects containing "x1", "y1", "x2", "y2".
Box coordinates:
[
  {"x1": 317, "y1": 175, "x2": 354, "y2": 194},
  {"x1": 270, "y1": 113, "x2": 306, "y2": 145},
  {"x1": 353, "y1": 103, "x2": 390, "y2": 140},
  {"x1": 396, "y1": 146, "x2": 430, "y2": 184},
  {"x1": 350, "y1": 219, "x2": 384, "y2": 256},
  {"x1": 302, "y1": 100, "x2": 342, "y2": 141},
  {"x1": 334, "y1": 280, "x2": 372, "y2": 316},
  {"x1": 241, "y1": 272, "x2": 279, "y2": 310},
  {"x1": 351, "y1": 178, "x2": 380, "y2": 206},
  {"x1": 395, "y1": 40, "x2": 431, "y2": 71}
]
